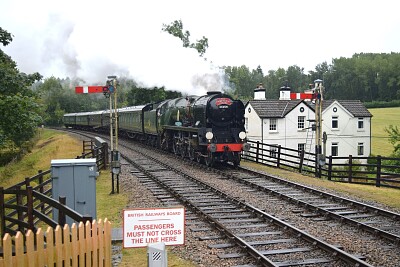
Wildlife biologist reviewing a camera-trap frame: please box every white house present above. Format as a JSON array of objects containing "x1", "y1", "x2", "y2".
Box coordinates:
[{"x1": 244, "y1": 85, "x2": 372, "y2": 164}]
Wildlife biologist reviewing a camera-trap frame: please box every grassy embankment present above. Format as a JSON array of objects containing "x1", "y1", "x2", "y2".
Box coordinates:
[{"x1": 0, "y1": 129, "x2": 196, "y2": 267}]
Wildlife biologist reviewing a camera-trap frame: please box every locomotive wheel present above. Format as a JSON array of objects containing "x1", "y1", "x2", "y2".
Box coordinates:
[
  {"x1": 160, "y1": 135, "x2": 168, "y2": 151},
  {"x1": 172, "y1": 139, "x2": 179, "y2": 155},
  {"x1": 233, "y1": 152, "x2": 241, "y2": 167},
  {"x1": 205, "y1": 152, "x2": 214, "y2": 167},
  {"x1": 188, "y1": 144, "x2": 195, "y2": 161},
  {"x1": 195, "y1": 152, "x2": 202, "y2": 164},
  {"x1": 180, "y1": 144, "x2": 187, "y2": 158}
]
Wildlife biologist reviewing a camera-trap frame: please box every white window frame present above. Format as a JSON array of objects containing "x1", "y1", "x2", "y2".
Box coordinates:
[
  {"x1": 269, "y1": 118, "x2": 277, "y2": 132},
  {"x1": 358, "y1": 117, "x2": 364, "y2": 130},
  {"x1": 298, "y1": 116, "x2": 305, "y2": 130},
  {"x1": 358, "y1": 142, "x2": 364, "y2": 156},
  {"x1": 270, "y1": 145, "x2": 278, "y2": 158},
  {"x1": 332, "y1": 116, "x2": 339, "y2": 129},
  {"x1": 331, "y1": 142, "x2": 338, "y2": 156},
  {"x1": 298, "y1": 143, "x2": 305, "y2": 156}
]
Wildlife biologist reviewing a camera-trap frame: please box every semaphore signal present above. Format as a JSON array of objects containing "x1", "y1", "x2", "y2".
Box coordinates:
[
  {"x1": 75, "y1": 86, "x2": 105, "y2": 94},
  {"x1": 75, "y1": 76, "x2": 121, "y2": 194}
]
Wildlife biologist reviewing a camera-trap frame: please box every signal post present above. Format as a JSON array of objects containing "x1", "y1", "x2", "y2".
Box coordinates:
[
  {"x1": 290, "y1": 79, "x2": 325, "y2": 177},
  {"x1": 75, "y1": 76, "x2": 121, "y2": 194}
]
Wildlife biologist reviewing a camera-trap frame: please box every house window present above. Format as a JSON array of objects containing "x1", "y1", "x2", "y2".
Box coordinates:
[
  {"x1": 331, "y1": 142, "x2": 338, "y2": 156},
  {"x1": 298, "y1": 116, "x2": 305, "y2": 129},
  {"x1": 358, "y1": 142, "x2": 364, "y2": 155},
  {"x1": 332, "y1": 116, "x2": 338, "y2": 129},
  {"x1": 298, "y1": 143, "x2": 305, "y2": 156},
  {"x1": 270, "y1": 145, "x2": 278, "y2": 158},
  {"x1": 358, "y1": 118, "x2": 364, "y2": 129},
  {"x1": 270, "y1": 118, "x2": 277, "y2": 131},
  {"x1": 245, "y1": 118, "x2": 248, "y2": 132}
]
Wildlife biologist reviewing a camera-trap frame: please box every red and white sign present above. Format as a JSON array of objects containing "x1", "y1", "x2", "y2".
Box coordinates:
[
  {"x1": 75, "y1": 86, "x2": 105, "y2": 94},
  {"x1": 123, "y1": 207, "x2": 185, "y2": 248},
  {"x1": 290, "y1": 92, "x2": 315, "y2": 100}
]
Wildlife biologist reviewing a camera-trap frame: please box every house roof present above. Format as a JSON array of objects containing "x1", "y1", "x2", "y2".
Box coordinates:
[
  {"x1": 247, "y1": 99, "x2": 372, "y2": 118},
  {"x1": 247, "y1": 99, "x2": 310, "y2": 118},
  {"x1": 322, "y1": 100, "x2": 372, "y2": 117}
]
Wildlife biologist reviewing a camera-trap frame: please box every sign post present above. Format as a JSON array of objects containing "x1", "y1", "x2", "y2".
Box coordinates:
[{"x1": 123, "y1": 207, "x2": 185, "y2": 248}]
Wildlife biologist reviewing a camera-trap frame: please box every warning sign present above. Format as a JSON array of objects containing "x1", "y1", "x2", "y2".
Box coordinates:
[{"x1": 123, "y1": 207, "x2": 185, "y2": 248}]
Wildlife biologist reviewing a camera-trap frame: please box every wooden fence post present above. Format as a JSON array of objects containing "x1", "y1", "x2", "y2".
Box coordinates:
[
  {"x1": 256, "y1": 141, "x2": 260, "y2": 163},
  {"x1": 328, "y1": 156, "x2": 333, "y2": 181},
  {"x1": 38, "y1": 170, "x2": 45, "y2": 214},
  {"x1": 59, "y1": 196, "x2": 66, "y2": 227},
  {"x1": 299, "y1": 149, "x2": 305, "y2": 173},
  {"x1": 0, "y1": 187, "x2": 4, "y2": 238},
  {"x1": 348, "y1": 155, "x2": 353, "y2": 183},
  {"x1": 16, "y1": 185, "x2": 24, "y2": 232},
  {"x1": 277, "y1": 145, "x2": 281, "y2": 168},
  {"x1": 376, "y1": 155, "x2": 382, "y2": 187},
  {"x1": 27, "y1": 186, "x2": 35, "y2": 231},
  {"x1": 103, "y1": 142, "x2": 109, "y2": 169}
]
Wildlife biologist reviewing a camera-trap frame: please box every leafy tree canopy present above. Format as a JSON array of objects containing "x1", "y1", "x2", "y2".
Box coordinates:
[
  {"x1": 0, "y1": 28, "x2": 43, "y2": 149},
  {"x1": 162, "y1": 20, "x2": 209, "y2": 57}
]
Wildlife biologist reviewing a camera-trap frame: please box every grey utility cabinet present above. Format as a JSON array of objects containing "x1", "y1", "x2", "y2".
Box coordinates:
[{"x1": 51, "y1": 159, "x2": 97, "y2": 225}]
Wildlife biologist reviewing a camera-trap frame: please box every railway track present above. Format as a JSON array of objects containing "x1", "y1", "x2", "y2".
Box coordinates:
[
  {"x1": 123, "y1": 144, "x2": 371, "y2": 266},
  {"x1": 211, "y1": 166, "x2": 400, "y2": 246}
]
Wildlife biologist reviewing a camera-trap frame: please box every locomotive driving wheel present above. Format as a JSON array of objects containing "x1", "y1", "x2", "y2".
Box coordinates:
[
  {"x1": 188, "y1": 143, "x2": 195, "y2": 161},
  {"x1": 180, "y1": 143, "x2": 187, "y2": 158},
  {"x1": 195, "y1": 152, "x2": 202, "y2": 163},
  {"x1": 233, "y1": 152, "x2": 241, "y2": 168},
  {"x1": 205, "y1": 151, "x2": 214, "y2": 167},
  {"x1": 172, "y1": 138, "x2": 179, "y2": 155}
]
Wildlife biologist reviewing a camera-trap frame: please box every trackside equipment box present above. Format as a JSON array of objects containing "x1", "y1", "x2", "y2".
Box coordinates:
[
  {"x1": 148, "y1": 242, "x2": 167, "y2": 267},
  {"x1": 51, "y1": 159, "x2": 97, "y2": 225}
]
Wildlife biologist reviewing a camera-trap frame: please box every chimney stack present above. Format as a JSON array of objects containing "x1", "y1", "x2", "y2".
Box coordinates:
[
  {"x1": 254, "y1": 83, "x2": 266, "y2": 100},
  {"x1": 279, "y1": 85, "x2": 291, "y2": 100}
]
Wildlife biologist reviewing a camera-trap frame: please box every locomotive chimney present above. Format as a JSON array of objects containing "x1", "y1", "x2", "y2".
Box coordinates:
[
  {"x1": 253, "y1": 83, "x2": 265, "y2": 100},
  {"x1": 279, "y1": 84, "x2": 291, "y2": 100},
  {"x1": 207, "y1": 91, "x2": 221, "y2": 95}
]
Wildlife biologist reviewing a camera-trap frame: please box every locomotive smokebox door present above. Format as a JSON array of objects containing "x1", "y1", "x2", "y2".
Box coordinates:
[{"x1": 51, "y1": 158, "x2": 98, "y2": 225}]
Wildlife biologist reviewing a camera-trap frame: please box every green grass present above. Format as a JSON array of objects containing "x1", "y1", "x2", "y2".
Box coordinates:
[{"x1": 369, "y1": 107, "x2": 400, "y2": 156}]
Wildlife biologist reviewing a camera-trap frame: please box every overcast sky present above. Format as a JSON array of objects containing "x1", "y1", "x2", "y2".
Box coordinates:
[{"x1": 1, "y1": 0, "x2": 399, "y2": 95}]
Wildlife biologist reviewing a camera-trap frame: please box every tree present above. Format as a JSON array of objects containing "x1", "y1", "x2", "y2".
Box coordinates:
[
  {"x1": 386, "y1": 125, "x2": 400, "y2": 155},
  {"x1": 0, "y1": 28, "x2": 43, "y2": 150},
  {"x1": 162, "y1": 20, "x2": 209, "y2": 57}
]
